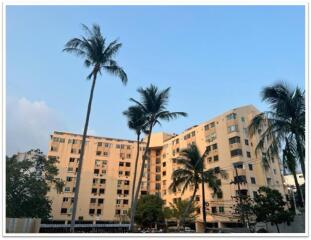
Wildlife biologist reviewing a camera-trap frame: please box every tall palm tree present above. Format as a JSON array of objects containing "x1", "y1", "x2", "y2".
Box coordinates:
[
  {"x1": 63, "y1": 24, "x2": 127, "y2": 232},
  {"x1": 249, "y1": 82, "x2": 305, "y2": 178},
  {"x1": 129, "y1": 84, "x2": 187, "y2": 232},
  {"x1": 123, "y1": 106, "x2": 148, "y2": 230},
  {"x1": 283, "y1": 137, "x2": 304, "y2": 208},
  {"x1": 169, "y1": 144, "x2": 227, "y2": 232}
]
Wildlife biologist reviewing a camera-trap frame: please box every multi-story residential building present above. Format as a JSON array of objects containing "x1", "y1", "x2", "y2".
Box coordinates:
[
  {"x1": 46, "y1": 105, "x2": 286, "y2": 231},
  {"x1": 47, "y1": 132, "x2": 147, "y2": 225},
  {"x1": 147, "y1": 105, "x2": 286, "y2": 231}
]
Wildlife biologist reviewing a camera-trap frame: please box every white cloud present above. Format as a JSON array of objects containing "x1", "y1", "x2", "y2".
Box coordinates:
[{"x1": 6, "y1": 97, "x2": 63, "y2": 156}]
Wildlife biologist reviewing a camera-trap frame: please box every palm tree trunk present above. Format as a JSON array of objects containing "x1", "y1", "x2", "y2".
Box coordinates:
[
  {"x1": 294, "y1": 134, "x2": 305, "y2": 179},
  {"x1": 130, "y1": 125, "x2": 153, "y2": 232},
  {"x1": 70, "y1": 73, "x2": 97, "y2": 233},
  {"x1": 275, "y1": 223, "x2": 280, "y2": 233},
  {"x1": 180, "y1": 185, "x2": 197, "y2": 230},
  {"x1": 292, "y1": 171, "x2": 304, "y2": 207},
  {"x1": 201, "y1": 176, "x2": 207, "y2": 233},
  {"x1": 129, "y1": 133, "x2": 141, "y2": 231}
]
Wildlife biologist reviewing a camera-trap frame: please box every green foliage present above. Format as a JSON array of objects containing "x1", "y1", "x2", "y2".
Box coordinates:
[
  {"x1": 232, "y1": 194, "x2": 254, "y2": 226},
  {"x1": 249, "y1": 82, "x2": 305, "y2": 176},
  {"x1": 6, "y1": 152, "x2": 63, "y2": 219},
  {"x1": 63, "y1": 24, "x2": 127, "y2": 83},
  {"x1": 253, "y1": 187, "x2": 294, "y2": 232},
  {"x1": 135, "y1": 195, "x2": 165, "y2": 228},
  {"x1": 168, "y1": 199, "x2": 198, "y2": 222}
]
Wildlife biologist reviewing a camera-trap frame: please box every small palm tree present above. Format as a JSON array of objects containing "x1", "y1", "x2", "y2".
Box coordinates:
[
  {"x1": 169, "y1": 144, "x2": 227, "y2": 232},
  {"x1": 129, "y1": 84, "x2": 187, "y2": 231},
  {"x1": 123, "y1": 106, "x2": 148, "y2": 230},
  {"x1": 168, "y1": 198, "x2": 198, "y2": 229},
  {"x1": 63, "y1": 24, "x2": 127, "y2": 231},
  {"x1": 249, "y1": 82, "x2": 305, "y2": 178},
  {"x1": 283, "y1": 137, "x2": 304, "y2": 207}
]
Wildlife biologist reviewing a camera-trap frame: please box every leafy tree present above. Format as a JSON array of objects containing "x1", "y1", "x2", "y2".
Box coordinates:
[
  {"x1": 129, "y1": 85, "x2": 187, "y2": 231},
  {"x1": 6, "y1": 153, "x2": 63, "y2": 219},
  {"x1": 167, "y1": 199, "x2": 198, "y2": 229},
  {"x1": 63, "y1": 24, "x2": 127, "y2": 231},
  {"x1": 253, "y1": 186, "x2": 294, "y2": 233},
  {"x1": 123, "y1": 106, "x2": 148, "y2": 230},
  {"x1": 169, "y1": 144, "x2": 227, "y2": 232},
  {"x1": 232, "y1": 194, "x2": 254, "y2": 229},
  {"x1": 249, "y1": 82, "x2": 305, "y2": 178},
  {"x1": 135, "y1": 194, "x2": 165, "y2": 229}
]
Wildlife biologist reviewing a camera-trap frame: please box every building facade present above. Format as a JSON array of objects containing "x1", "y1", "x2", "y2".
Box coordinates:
[{"x1": 47, "y1": 105, "x2": 286, "y2": 229}]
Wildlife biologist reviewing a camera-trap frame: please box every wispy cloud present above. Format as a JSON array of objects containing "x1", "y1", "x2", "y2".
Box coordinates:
[{"x1": 6, "y1": 97, "x2": 63, "y2": 156}]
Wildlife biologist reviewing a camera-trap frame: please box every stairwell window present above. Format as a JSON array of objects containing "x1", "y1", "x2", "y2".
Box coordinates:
[{"x1": 228, "y1": 125, "x2": 238, "y2": 133}]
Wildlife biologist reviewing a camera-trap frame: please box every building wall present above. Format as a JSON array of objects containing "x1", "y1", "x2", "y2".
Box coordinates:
[
  {"x1": 47, "y1": 105, "x2": 286, "y2": 226},
  {"x1": 148, "y1": 105, "x2": 286, "y2": 226},
  {"x1": 47, "y1": 132, "x2": 147, "y2": 223}
]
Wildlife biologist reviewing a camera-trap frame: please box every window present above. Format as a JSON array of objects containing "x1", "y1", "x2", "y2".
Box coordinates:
[
  {"x1": 211, "y1": 207, "x2": 217, "y2": 213},
  {"x1": 253, "y1": 191, "x2": 258, "y2": 198},
  {"x1": 163, "y1": 180, "x2": 167, "y2": 186},
  {"x1": 97, "y1": 209, "x2": 102, "y2": 215},
  {"x1": 123, "y1": 199, "x2": 129, "y2": 205},
  {"x1": 156, "y1": 158, "x2": 161, "y2": 164},
  {"x1": 115, "y1": 210, "x2": 121, "y2": 215},
  {"x1": 162, "y1": 171, "x2": 166, "y2": 176},
  {"x1": 125, "y1": 171, "x2": 130, "y2": 176},
  {"x1": 213, "y1": 155, "x2": 219, "y2": 161},
  {"x1": 195, "y1": 195, "x2": 200, "y2": 201},
  {"x1": 63, "y1": 197, "x2": 69, "y2": 202},
  {"x1": 231, "y1": 149, "x2": 243, "y2": 157},
  {"x1": 246, "y1": 151, "x2": 251, "y2": 158},
  {"x1": 126, "y1": 162, "x2": 131, "y2": 167},
  {"x1": 116, "y1": 144, "x2": 120, "y2": 149},
  {"x1": 89, "y1": 209, "x2": 95, "y2": 215},
  {"x1": 61, "y1": 208, "x2": 67, "y2": 214},
  {"x1": 212, "y1": 143, "x2": 218, "y2": 150},
  {"x1": 103, "y1": 152, "x2": 108, "y2": 156},
  {"x1": 156, "y1": 166, "x2": 161, "y2": 173},
  {"x1": 155, "y1": 183, "x2": 161, "y2": 190},
  {"x1": 207, "y1": 157, "x2": 212, "y2": 163},
  {"x1": 98, "y1": 198, "x2": 104, "y2": 204},
  {"x1": 273, "y1": 169, "x2": 277, "y2": 175},
  {"x1": 93, "y1": 178, "x2": 97, "y2": 184},
  {"x1": 124, "y1": 180, "x2": 130, "y2": 185},
  {"x1": 162, "y1": 162, "x2": 166, "y2": 167},
  {"x1": 64, "y1": 187, "x2": 71, "y2": 192},
  {"x1": 227, "y1": 113, "x2": 237, "y2": 120},
  {"x1": 116, "y1": 199, "x2": 121, "y2": 204},
  {"x1": 210, "y1": 122, "x2": 215, "y2": 128},
  {"x1": 244, "y1": 139, "x2": 249, "y2": 145},
  {"x1": 126, "y1": 154, "x2": 131, "y2": 159},
  {"x1": 228, "y1": 125, "x2": 238, "y2": 133},
  {"x1": 100, "y1": 179, "x2": 106, "y2": 184},
  {"x1": 90, "y1": 198, "x2": 96, "y2": 203},
  {"x1": 66, "y1": 176, "x2": 72, "y2": 182},
  {"x1": 124, "y1": 190, "x2": 129, "y2": 195},
  {"x1": 219, "y1": 206, "x2": 225, "y2": 213},
  {"x1": 91, "y1": 188, "x2": 97, "y2": 194},
  {"x1": 118, "y1": 171, "x2": 123, "y2": 175},
  {"x1": 251, "y1": 177, "x2": 256, "y2": 184},
  {"x1": 117, "y1": 189, "x2": 122, "y2": 194},
  {"x1": 94, "y1": 169, "x2": 99, "y2": 175},
  {"x1": 96, "y1": 151, "x2": 101, "y2": 156},
  {"x1": 67, "y1": 167, "x2": 73, "y2": 172},
  {"x1": 217, "y1": 192, "x2": 223, "y2": 199},
  {"x1": 69, "y1": 158, "x2": 75, "y2": 162},
  {"x1": 98, "y1": 142, "x2": 102, "y2": 147},
  {"x1": 229, "y1": 136, "x2": 240, "y2": 144},
  {"x1": 241, "y1": 117, "x2": 245, "y2": 122},
  {"x1": 191, "y1": 131, "x2": 195, "y2": 137},
  {"x1": 156, "y1": 175, "x2": 161, "y2": 181},
  {"x1": 99, "y1": 189, "x2": 105, "y2": 194},
  {"x1": 204, "y1": 125, "x2": 209, "y2": 131},
  {"x1": 119, "y1": 162, "x2": 124, "y2": 167},
  {"x1": 248, "y1": 164, "x2": 253, "y2": 171}
]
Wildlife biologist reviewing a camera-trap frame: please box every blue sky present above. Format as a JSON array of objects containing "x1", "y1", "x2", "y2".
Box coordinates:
[{"x1": 6, "y1": 5, "x2": 305, "y2": 155}]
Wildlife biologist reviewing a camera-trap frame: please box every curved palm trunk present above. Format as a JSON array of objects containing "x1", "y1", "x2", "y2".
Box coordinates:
[
  {"x1": 129, "y1": 133, "x2": 141, "y2": 231},
  {"x1": 130, "y1": 125, "x2": 153, "y2": 232},
  {"x1": 180, "y1": 185, "x2": 198, "y2": 230},
  {"x1": 201, "y1": 177, "x2": 207, "y2": 233},
  {"x1": 70, "y1": 73, "x2": 97, "y2": 233},
  {"x1": 294, "y1": 134, "x2": 305, "y2": 179},
  {"x1": 292, "y1": 171, "x2": 304, "y2": 207}
]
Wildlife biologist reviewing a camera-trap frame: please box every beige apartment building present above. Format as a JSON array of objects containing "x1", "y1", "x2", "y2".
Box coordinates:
[{"x1": 47, "y1": 105, "x2": 286, "y2": 230}]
